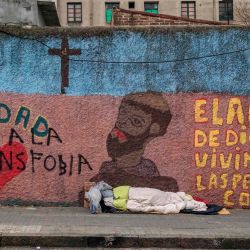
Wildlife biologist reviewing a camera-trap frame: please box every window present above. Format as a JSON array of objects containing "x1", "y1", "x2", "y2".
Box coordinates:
[
  {"x1": 129, "y1": 2, "x2": 135, "y2": 9},
  {"x1": 181, "y1": 1, "x2": 196, "y2": 19},
  {"x1": 144, "y1": 2, "x2": 158, "y2": 14},
  {"x1": 105, "y1": 2, "x2": 120, "y2": 24},
  {"x1": 219, "y1": 1, "x2": 233, "y2": 21},
  {"x1": 67, "y1": 2, "x2": 82, "y2": 23}
]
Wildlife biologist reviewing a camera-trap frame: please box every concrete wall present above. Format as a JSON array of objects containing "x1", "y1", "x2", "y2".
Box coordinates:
[
  {"x1": 0, "y1": 0, "x2": 59, "y2": 26},
  {"x1": 0, "y1": 26, "x2": 249, "y2": 95},
  {"x1": 0, "y1": 26, "x2": 249, "y2": 208},
  {"x1": 0, "y1": 0, "x2": 39, "y2": 25}
]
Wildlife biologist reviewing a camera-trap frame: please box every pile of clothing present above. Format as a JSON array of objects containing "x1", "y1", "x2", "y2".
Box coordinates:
[
  {"x1": 84, "y1": 181, "x2": 115, "y2": 214},
  {"x1": 84, "y1": 181, "x2": 227, "y2": 215}
]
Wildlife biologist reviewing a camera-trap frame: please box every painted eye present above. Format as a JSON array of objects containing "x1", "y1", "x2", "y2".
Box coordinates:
[{"x1": 133, "y1": 118, "x2": 142, "y2": 126}]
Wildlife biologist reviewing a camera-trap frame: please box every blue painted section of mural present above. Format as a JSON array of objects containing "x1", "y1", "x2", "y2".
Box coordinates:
[
  {"x1": 0, "y1": 28, "x2": 249, "y2": 96},
  {"x1": 0, "y1": 37, "x2": 61, "y2": 94}
]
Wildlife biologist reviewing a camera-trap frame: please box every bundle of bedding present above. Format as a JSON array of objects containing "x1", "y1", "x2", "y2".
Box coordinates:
[
  {"x1": 85, "y1": 181, "x2": 227, "y2": 215},
  {"x1": 110, "y1": 186, "x2": 207, "y2": 214}
]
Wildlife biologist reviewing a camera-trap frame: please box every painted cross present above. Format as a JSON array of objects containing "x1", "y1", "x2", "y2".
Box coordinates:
[{"x1": 48, "y1": 37, "x2": 81, "y2": 94}]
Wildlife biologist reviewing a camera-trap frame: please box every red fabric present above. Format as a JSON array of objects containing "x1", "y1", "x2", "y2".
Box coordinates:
[{"x1": 193, "y1": 196, "x2": 209, "y2": 205}]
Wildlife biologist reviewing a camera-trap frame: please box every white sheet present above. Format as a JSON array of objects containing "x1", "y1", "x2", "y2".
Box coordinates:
[{"x1": 127, "y1": 187, "x2": 207, "y2": 214}]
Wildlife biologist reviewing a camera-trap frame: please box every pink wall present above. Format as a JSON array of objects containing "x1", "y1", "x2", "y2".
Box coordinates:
[{"x1": 0, "y1": 92, "x2": 249, "y2": 208}]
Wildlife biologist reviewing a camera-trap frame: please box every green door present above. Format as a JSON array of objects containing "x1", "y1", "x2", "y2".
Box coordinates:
[
  {"x1": 105, "y1": 3, "x2": 120, "y2": 24},
  {"x1": 106, "y1": 9, "x2": 113, "y2": 24}
]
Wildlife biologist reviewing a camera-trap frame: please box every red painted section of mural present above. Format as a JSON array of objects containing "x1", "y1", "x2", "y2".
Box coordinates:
[{"x1": 0, "y1": 93, "x2": 249, "y2": 208}]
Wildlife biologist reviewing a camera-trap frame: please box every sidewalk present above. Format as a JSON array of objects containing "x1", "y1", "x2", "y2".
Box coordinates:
[{"x1": 0, "y1": 207, "x2": 249, "y2": 248}]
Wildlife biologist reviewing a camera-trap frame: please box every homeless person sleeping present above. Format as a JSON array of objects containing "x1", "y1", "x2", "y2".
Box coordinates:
[{"x1": 85, "y1": 181, "x2": 226, "y2": 215}]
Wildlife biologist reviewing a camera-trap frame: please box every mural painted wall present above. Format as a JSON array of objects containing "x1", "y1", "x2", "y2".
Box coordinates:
[{"x1": 0, "y1": 26, "x2": 249, "y2": 207}]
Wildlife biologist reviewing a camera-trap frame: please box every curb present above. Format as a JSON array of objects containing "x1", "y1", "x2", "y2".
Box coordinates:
[{"x1": 1, "y1": 235, "x2": 250, "y2": 248}]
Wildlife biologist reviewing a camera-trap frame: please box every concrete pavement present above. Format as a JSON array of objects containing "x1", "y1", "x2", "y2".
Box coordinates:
[{"x1": 0, "y1": 206, "x2": 249, "y2": 248}]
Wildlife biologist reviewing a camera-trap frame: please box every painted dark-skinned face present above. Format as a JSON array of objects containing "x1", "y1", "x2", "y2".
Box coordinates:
[
  {"x1": 107, "y1": 103, "x2": 156, "y2": 159},
  {"x1": 116, "y1": 103, "x2": 152, "y2": 137}
]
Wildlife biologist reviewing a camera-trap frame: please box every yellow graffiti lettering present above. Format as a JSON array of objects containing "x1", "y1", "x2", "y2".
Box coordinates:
[
  {"x1": 244, "y1": 152, "x2": 250, "y2": 168},
  {"x1": 212, "y1": 98, "x2": 223, "y2": 125},
  {"x1": 234, "y1": 150, "x2": 241, "y2": 170},
  {"x1": 195, "y1": 153, "x2": 208, "y2": 168},
  {"x1": 220, "y1": 173, "x2": 228, "y2": 189},
  {"x1": 211, "y1": 148, "x2": 217, "y2": 168},
  {"x1": 240, "y1": 125, "x2": 247, "y2": 145},
  {"x1": 239, "y1": 192, "x2": 250, "y2": 206},
  {"x1": 209, "y1": 173, "x2": 218, "y2": 190},
  {"x1": 232, "y1": 174, "x2": 242, "y2": 189},
  {"x1": 196, "y1": 175, "x2": 206, "y2": 191},
  {"x1": 226, "y1": 130, "x2": 238, "y2": 146},
  {"x1": 194, "y1": 130, "x2": 207, "y2": 147},
  {"x1": 209, "y1": 130, "x2": 220, "y2": 147},
  {"x1": 195, "y1": 99, "x2": 208, "y2": 123},
  {"x1": 220, "y1": 153, "x2": 232, "y2": 169},
  {"x1": 226, "y1": 98, "x2": 244, "y2": 125},
  {"x1": 224, "y1": 190, "x2": 234, "y2": 206},
  {"x1": 243, "y1": 174, "x2": 250, "y2": 189}
]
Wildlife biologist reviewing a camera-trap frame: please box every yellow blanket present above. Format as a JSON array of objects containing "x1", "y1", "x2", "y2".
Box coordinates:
[{"x1": 113, "y1": 186, "x2": 130, "y2": 211}]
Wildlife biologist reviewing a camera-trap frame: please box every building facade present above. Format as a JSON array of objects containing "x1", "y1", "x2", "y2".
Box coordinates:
[{"x1": 56, "y1": 0, "x2": 249, "y2": 27}]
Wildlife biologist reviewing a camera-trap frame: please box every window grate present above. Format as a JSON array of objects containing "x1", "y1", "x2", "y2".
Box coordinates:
[
  {"x1": 181, "y1": 1, "x2": 196, "y2": 19},
  {"x1": 67, "y1": 2, "x2": 82, "y2": 23},
  {"x1": 219, "y1": 1, "x2": 233, "y2": 21}
]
